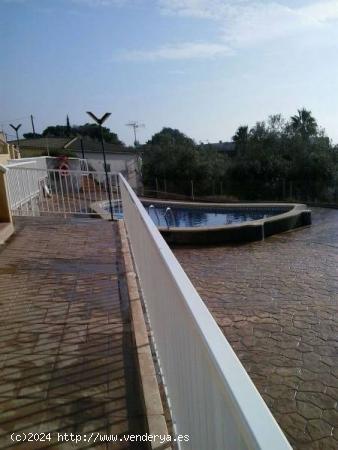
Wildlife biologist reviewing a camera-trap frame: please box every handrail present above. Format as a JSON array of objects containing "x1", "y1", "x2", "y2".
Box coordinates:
[
  {"x1": 149, "y1": 204, "x2": 160, "y2": 226},
  {"x1": 119, "y1": 173, "x2": 291, "y2": 450},
  {"x1": 6, "y1": 160, "x2": 37, "y2": 168},
  {"x1": 164, "y1": 206, "x2": 175, "y2": 229},
  {"x1": 5, "y1": 166, "x2": 120, "y2": 175}
]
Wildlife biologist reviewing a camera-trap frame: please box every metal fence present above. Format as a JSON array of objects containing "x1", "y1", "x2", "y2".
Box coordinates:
[
  {"x1": 119, "y1": 173, "x2": 291, "y2": 450},
  {"x1": 147, "y1": 177, "x2": 338, "y2": 205},
  {"x1": 6, "y1": 158, "x2": 48, "y2": 211},
  {"x1": 6, "y1": 165, "x2": 121, "y2": 218}
]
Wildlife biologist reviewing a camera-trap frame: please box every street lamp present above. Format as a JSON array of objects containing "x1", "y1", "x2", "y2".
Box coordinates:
[
  {"x1": 80, "y1": 137, "x2": 85, "y2": 160},
  {"x1": 10, "y1": 123, "x2": 22, "y2": 154},
  {"x1": 86, "y1": 111, "x2": 114, "y2": 221}
]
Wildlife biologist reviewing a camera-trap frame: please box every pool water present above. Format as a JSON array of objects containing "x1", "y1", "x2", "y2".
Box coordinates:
[{"x1": 145, "y1": 204, "x2": 288, "y2": 228}]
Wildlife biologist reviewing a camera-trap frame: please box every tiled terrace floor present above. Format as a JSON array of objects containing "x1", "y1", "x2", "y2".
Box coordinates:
[
  {"x1": 0, "y1": 217, "x2": 146, "y2": 449},
  {"x1": 174, "y1": 207, "x2": 338, "y2": 450}
]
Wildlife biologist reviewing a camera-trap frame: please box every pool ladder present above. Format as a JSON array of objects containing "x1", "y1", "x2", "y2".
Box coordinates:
[
  {"x1": 164, "y1": 207, "x2": 175, "y2": 229},
  {"x1": 149, "y1": 205, "x2": 175, "y2": 229},
  {"x1": 149, "y1": 205, "x2": 160, "y2": 226}
]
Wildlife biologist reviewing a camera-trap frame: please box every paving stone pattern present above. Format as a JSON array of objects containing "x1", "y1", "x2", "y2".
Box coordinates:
[
  {"x1": 0, "y1": 217, "x2": 146, "y2": 449},
  {"x1": 174, "y1": 208, "x2": 338, "y2": 450}
]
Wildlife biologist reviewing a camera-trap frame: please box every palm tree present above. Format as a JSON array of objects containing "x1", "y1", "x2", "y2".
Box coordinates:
[
  {"x1": 232, "y1": 125, "x2": 249, "y2": 154},
  {"x1": 290, "y1": 108, "x2": 317, "y2": 139}
]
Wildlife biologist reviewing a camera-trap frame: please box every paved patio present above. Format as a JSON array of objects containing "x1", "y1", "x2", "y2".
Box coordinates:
[
  {"x1": 174, "y1": 207, "x2": 338, "y2": 450},
  {"x1": 0, "y1": 217, "x2": 146, "y2": 449}
]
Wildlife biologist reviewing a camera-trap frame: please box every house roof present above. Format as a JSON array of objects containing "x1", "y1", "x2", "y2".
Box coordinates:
[
  {"x1": 10, "y1": 137, "x2": 74, "y2": 150},
  {"x1": 9, "y1": 136, "x2": 137, "y2": 155},
  {"x1": 66, "y1": 136, "x2": 136, "y2": 155},
  {"x1": 204, "y1": 142, "x2": 236, "y2": 153}
]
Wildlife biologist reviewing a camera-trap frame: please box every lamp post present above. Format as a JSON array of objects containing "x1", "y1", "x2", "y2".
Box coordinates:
[
  {"x1": 9, "y1": 123, "x2": 22, "y2": 152},
  {"x1": 80, "y1": 138, "x2": 85, "y2": 160},
  {"x1": 86, "y1": 112, "x2": 114, "y2": 221}
]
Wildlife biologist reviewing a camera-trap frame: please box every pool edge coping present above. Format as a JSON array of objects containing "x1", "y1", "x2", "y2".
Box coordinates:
[{"x1": 140, "y1": 198, "x2": 310, "y2": 233}]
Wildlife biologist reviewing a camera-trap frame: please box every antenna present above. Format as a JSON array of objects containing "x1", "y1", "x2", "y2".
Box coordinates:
[
  {"x1": 31, "y1": 115, "x2": 36, "y2": 136},
  {"x1": 126, "y1": 121, "x2": 145, "y2": 146}
]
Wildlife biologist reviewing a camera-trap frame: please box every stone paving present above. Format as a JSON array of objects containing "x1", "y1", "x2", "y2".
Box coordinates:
[
  {"x1": 0, "y1": 217, "x2": 146, "y2": 449},
  {"x1": 174, "y1": 207, "x2": 338, "y2": 450}
]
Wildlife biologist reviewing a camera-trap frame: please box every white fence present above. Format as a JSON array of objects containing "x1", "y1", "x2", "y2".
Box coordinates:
[
  {"x1": 6, "y1": 158, "x2": 48, "y2": 210},
  {"x1": 5, "y1": 164, "x2": 121, "y2": 217},
  {"x1": 119, "y1": 174, "x2": 291, "y2": 450}
]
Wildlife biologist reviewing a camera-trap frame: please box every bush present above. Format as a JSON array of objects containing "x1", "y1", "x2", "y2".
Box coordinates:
[{"x1": 42, "y1": 149, "x2": 77, "y2": 158}]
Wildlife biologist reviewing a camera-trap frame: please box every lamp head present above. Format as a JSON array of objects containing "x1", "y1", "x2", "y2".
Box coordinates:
[{"x1": 86, "y1": 112, "x2": 111, "y2": 126}]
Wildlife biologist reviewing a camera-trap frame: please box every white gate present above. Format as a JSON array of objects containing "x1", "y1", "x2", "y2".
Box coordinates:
[{"x1": 6, "y1": 165, "x2": 121, "y2": 218}]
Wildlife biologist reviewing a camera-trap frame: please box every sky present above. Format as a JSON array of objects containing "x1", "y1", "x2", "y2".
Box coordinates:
[{"x1": 1, "y1": 0, "x2": 338, "y2": 145}]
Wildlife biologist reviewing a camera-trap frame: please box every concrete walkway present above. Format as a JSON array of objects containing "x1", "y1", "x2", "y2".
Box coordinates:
[
  {"x1": 174, "y1": 207, "x2": 338, "y2": 450},
  {"x1": 0, "y1": 217, "x2": 146, "y2": 449}
]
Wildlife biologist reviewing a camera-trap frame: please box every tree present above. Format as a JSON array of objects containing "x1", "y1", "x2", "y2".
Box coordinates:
[
  {"x1": 196, "y1": 146, "x2": 228, "y2": 195},
  {"x1": 42, "y1": 125, "x2": 71, "y2": 138},
  {"x1": 66, "y1": 115, "x2": 71, "y2": 135},
  {"x1": 76, "y1": 123, "x2": 124, "y2": 145},
  {"x1": 232, "y1": 126, "x2": 249, "y2": 155},
  {"x1": 290, "y1": 108, "x2": 317, "y2": 140},
  {"x1": 148, "y1": 127, "x2": 195, "y2": 148},
  {"x1": 227, "y1": 109, "x2": 336, "y2": 201},
  {"x1": 142, "y1": 128, "x2": 197, "y2": 192},
  {"x1": 142, "y1": 127, "x2": 228, "y2": 196},
  {"x1": 268, "y1": 114, "x2": 286, "y2": 135},
  {"x1": 42, "y1": 122, "x2": 124, "y2": 145},
  {"x1": 23, "y1": 132, "x2": 42, "y2": 139}
]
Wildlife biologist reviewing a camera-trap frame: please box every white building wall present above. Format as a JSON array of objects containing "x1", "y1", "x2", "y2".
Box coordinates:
[{"x1": 76, "y1": 152, "x2": 141, "y2": 190}]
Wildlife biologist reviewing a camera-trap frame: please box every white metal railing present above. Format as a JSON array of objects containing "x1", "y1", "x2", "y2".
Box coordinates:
[
  {"x1": 119, "y1": 174, "x2": 291, "y2": 450},
  {"x1": 6, "y1": 166, "x2": 121, "y2": 217},
  {"x1": 6, "y1": 158, "x2": 48, "y2": 210}
]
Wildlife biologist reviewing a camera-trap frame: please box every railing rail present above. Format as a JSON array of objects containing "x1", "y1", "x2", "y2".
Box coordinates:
[
  {"x1": 6, "y1": 156, "x2": 48, "y2": 168},
  {"x1": 119, "y1": 173, "x2": 291, "y2": 450}
]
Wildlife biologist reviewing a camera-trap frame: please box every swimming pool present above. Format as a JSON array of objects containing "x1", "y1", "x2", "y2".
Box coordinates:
[
  {"x1": 142, "y1": 200, "x2": 311, "y2": 245},
  {"x1": 144, "y1": 203, "x2": 289, "y2": 228},
  {"x1": 92, "y1": 198, "x2": 311, "y2": 245}
]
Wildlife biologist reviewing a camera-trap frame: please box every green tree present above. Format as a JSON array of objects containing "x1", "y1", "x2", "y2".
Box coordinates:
[
  {"x1": 76, "y1": 123, "x2": 123, "y2": 144},
  {"x1": 42, "y1": 125, "x2": 69, "y2": 138},
  {"x1": 42, "y1": 123, "x2": 124, "y2": 145},
  {"x1": 23, "y1": 132, "x2": 42, "y2": 139},
  {"x1": 290, "y1": 108, "x2": 318, "y2": 140},
  {"x1": 142, "y1": 128, "x2": 227, "y2": 196},
  {"x1": 228, "y1": 109, "x2": 336, "y2": 201},
  {"x1": 142, "y1": 128, "x2": 198, "y2": 193},
  {"x1": 66, "y1": 115, "x2": 71, "y2": 136},
  {"x1": 268, "y1": 114, "x2": 286, "y2": 135},
  {"x1": 232, "y1": 125, "x2": 249, "y2": 155},
  {"x1": 196, "y1": 146, "x2": 228, "y2": 195}
]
